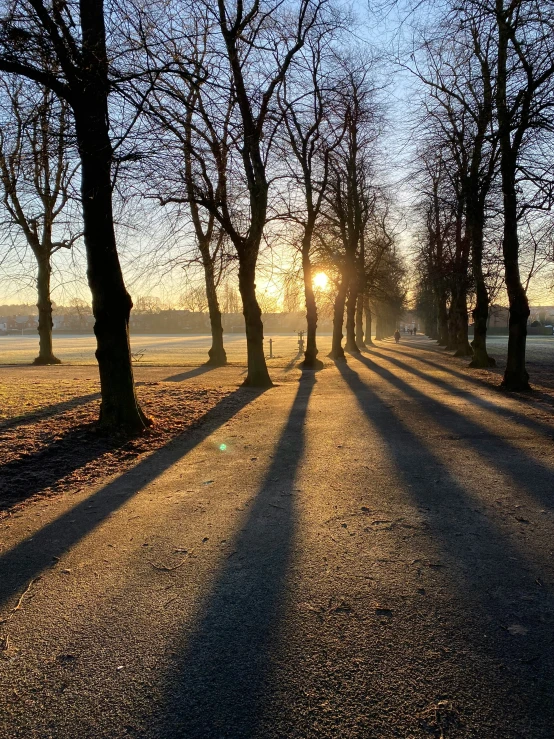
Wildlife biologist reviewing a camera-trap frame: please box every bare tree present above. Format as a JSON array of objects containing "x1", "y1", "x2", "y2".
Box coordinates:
[
  {"x1": 209, "y1": 0, "x2": 326, "y2": 385},
  {"x1": 139, "y1": 15, "x2": 232, "y2": 366},
  {"x1": 492, "y1": 0, "x2": 554, "y2": 389},
  {"x1": 0, "y1": 0, "x2": 150, "y2": 431},
  {"x1": 322, "y1": 59, "x2": 380, "y2": 359},
  {"x1": 411, "y1": 12, "x2": 501, "y2": 365},
  {"x1": 277, "y1": 31, "x2": 345, "y2": 368},
  {"x1": 0, "y1": 77, "x2": 79, "y2": 364}
]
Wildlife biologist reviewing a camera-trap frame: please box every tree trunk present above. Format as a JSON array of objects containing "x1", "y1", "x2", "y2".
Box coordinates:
[
  {"x1": 363, "y1": 297, "x2": 374, "y2": 346},
  {"x1": 238, "y1": 254, "x2": 273, "y2": 387},
  {"x1": 344, "y1": 287, "x2": 359, "y2": 353},
  {"x1": 496, "y1": 12, "x2": 530, "y2": 391},
  {"x1": 451, "y1": 285, "x2": 472, "y2": 357},
  {"x1": 470, "y1": 217, "x2": 495, "y2": 367},
  {"x1": 75, "y1": 103, "x2": 149, "y2": 433},
  {"x1": 68, "y1": 3, "x2": 149, "y2": 433},
  {"x1": 202, "y1": 251, "x2": 227, "y2": 366},
  {"x1": 375, "y1": 308, "x2": 384, "y2": 340},
  {"x1": 33, "y1": 251, "x2": 60, "y2": 365},
  {"x1": 501, "y1": 168, "x2": 530, "y2": 390},
  {"x1": 436, "y1": 290, "x2": 449, "y2": 346},
  {"x1": 328, "y1": 273, "x2": 348, "y2": 359},
  {"x1": 301, "y1": 247, "x2": 322, "y2": 369},
  {"x1": 355, "y1": 292, "x2": 365, "y2": 348}
]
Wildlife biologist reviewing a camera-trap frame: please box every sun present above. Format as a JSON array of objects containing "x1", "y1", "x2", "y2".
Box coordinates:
[{"x1": 313, "y1": 272, "x2": 329, "y2": 290}]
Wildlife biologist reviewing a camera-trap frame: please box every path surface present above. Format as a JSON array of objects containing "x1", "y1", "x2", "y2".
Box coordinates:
[{"x1": 2, "y1": 338, "x2": 554, "y2": 738}]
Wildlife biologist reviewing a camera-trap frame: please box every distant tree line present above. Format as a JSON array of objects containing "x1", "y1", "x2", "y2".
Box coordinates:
[{"x1": 409, "y1": 0, "x2": 554, "y2": 390}]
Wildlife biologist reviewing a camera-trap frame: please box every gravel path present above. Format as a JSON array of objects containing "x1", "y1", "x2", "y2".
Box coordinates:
[{"x1": 1, "y1": 338, "x2": 554, "y2": 738}]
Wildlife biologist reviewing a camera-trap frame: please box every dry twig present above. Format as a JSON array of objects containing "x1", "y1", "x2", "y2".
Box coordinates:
[{"x1": 0, "y1": 576, "x2": 41, "y2": 624}]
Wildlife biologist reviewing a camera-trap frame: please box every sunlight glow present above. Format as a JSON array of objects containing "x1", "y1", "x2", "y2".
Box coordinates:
[{"x1": 313, "y1": 272, "x2": 329, "y2": 290}]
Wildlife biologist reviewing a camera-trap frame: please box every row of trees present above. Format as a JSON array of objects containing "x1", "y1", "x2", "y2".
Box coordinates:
[
  {"x1": 411, "y1": 0, "x2": 554, "y2": 390},
  {"x1": 0, "y1": 0, "x2": 404, "y2": 432}
]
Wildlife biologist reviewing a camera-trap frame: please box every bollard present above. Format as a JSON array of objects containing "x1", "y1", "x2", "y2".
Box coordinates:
[{"x1": 269, "y1": 338, "x2": 273, "y2": 359}]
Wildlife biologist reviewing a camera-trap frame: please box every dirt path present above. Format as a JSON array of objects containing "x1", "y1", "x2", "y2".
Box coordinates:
[{"x1": 1, "y1": 338, "x2": 554, "y2": 738}]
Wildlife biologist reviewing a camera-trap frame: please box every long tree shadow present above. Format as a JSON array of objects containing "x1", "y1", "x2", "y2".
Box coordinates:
[
  {"x1": 337, "y1": 362, "x2": 554, "y2": 733},
  {"x1": 0, "y1": 391, "x2": 100, "y2": 432},
  {"x1": 384, "y1": 344, "x2": 554, "y2": 408},
  {"x1": 164, "y1": 365, "x2": 216, "y2": 382},
  {"x1": 0, "y1": 424, "x2": 123, "y2": 512},
  {"x1": 152, "y1": 372, "x2": 316, "y2": 739},
  {"x1": 368, "y1": 346, "x2": 554, "y2": 440},
  {"x1": 0, "y1": 387, "x2": 265, "y2": 610},
  {"x1": 0, "y1": 366, "x2": 216, "y2": 432},
  {"x1": 284, "y1": 351, "x2": 302, "y2": 372},
  {"x1": 353, "y1": 353, "x2": 554, "y2": 511}
]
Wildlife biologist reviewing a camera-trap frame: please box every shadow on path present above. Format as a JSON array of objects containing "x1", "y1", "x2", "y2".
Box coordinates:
[
  {"x1": 337, "y1": 362, "x2": 554, "y2": 734},
  {"x1": 163, "y1": 366, "x2": 216, "y2": 382},
  {"x1": 0, "y1": 425, "x2": 127, "y2": 512},
  {"x1": 368, "y1": 346, "x2": 554, "y2": 440},
  {"x1": 0, "y1": 388, "x2": 264, "y2": 610},
  {"x1": 353, "y1": 353, "x2": 554, "y2": 511},
  {"x1": 0, "y1": 392, "x2": 100, "y2": 432},
  {"x1": 384, "y1": 343, "x2": 554, "y2": 408},
  {"x1": 152, "y1": 373, "x2": 316, "y2": 739}
]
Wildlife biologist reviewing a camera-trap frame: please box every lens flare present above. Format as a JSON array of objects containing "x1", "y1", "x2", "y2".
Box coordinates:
[{"x1": 219, "y1": 443, "x2": 227, "y2": 451}]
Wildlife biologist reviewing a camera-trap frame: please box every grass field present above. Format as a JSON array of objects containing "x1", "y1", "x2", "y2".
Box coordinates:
[
  {"x1": 0, "y1": 332, "x2": 334, "y2": 367},
  {"x1": 1, "y1": 332, "x2": 553, "y2": 368}
]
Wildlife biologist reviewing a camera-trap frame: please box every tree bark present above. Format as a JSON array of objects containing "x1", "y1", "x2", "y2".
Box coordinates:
[
  {"x1": 451, "y1": 283, "x2": 473, "y2": 357},
  {"x1": 355, "y1": 292, "x2": 365, "y2": 348},
  {"x1": 301, "y1": 245, "x2": 322, "y2": 369},
  {"x1": 344, "y1": 286, "x2": 359, "y2": 353},
  {"x1": 496, "y1": 4, "x2": 530, "y2": 391},
  {"x1": 469, "y1": 214, "x2": 495, "y2": 367},
  {"x1": 375, "y1": 307, "x2": 384, "y2": 340},
  {"x1": 201, "y1": 249, "x2": 227, "y2": 366},
  {"x1": 74, "y1": 98, "x2": 149, "y2": 432},
  {"x1": 363, "y1": 297, "x2": 374, "y2": 346},
  {"x1": 238, "y1": 255, "x2": 273, "y2": 387},
  {"x1": 436, "y1": 289, "x2": 449, "y2": 346},
  {"x1": 501, "y1": 165, "x2": 530, "y2": 390},
  {"x1": 329, "y1": 273, "x2": 348, "y2": 359},
  {"x1": 33, "y1": 251, "x2": 60, "y2": 365}
]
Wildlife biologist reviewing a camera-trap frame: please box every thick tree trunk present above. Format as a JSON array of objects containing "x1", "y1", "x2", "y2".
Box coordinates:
[
  {"x1": 436, "y1": 290, "x2": 449, "y2": 346},
  {"x1": 501, "y1": 175, "x2": 530, "y2": 390},
  {"x1": 468, "y1": 214, "x2": 492, "y2": 366},
  {"x1": 451, "y1": 284, "x2": 472, "y2": 357},
  {"x1": 355, "y1": 293, "x2": 365, "y2": 348},
  {"x1": 202, "y1": 253, "x2": 227, "y2": 366},
  {"x1": 75, "y1": 105, "x2": 149, "y2": 433},
  {"x1": 33, "y1": 251, "x2": 60, "y2": 365},
  {"x1": 496, "y1": 15, "x2": 530, "y2": 391},
  {"x1": 470, "y1": 217, "x2": 495, "y2": 367},
  {"x1": 344, "y1": 287, "x2": 359, "y2": 353},
  {"x1": 329, "y1": 273, "x2": 348, "y2": 359},
  {"x1": 375, "y1": 308, "x2": 384, "y2": 340},
  {"x1": 301, "y1": 239, "x2": 322, "y2": 369},
  {"x1": 69, "y1": 4, "x2": 149, "y2": 433},
  {"x1": 363, "y1": 298, "x2": 374, "y2": 346},
  {"x1": 238, "y1": 255, "x2": 272, "y2": 387}
]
